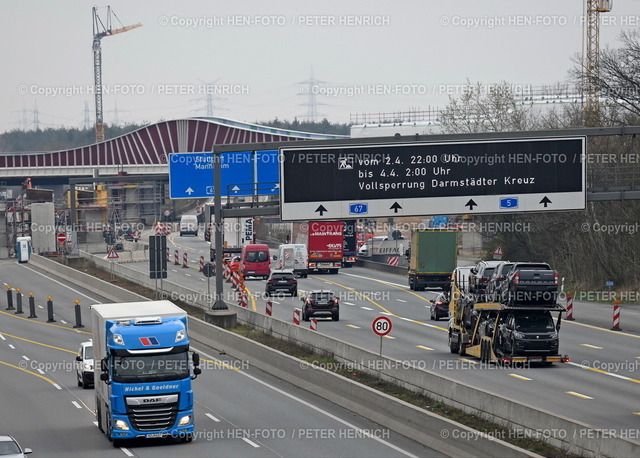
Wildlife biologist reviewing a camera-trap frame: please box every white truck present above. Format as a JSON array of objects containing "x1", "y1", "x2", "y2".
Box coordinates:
[
  {"x1": 208, "y1": 216, "x2": 254, "y2": 260},
  {"x1": 92, "y1": 301, "x2": 201, "y2": 447}
]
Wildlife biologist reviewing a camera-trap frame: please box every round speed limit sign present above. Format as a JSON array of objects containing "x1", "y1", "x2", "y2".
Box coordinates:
[{"x1": 371, "y1": 316, "x2": 392, "y2": 337}]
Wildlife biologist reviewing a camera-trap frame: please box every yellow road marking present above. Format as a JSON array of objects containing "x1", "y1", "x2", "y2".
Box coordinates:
[
  {"x1": 201, "y1": 357, "x2": 240, "y2": 371},
  {"x1": 508, "y1": 373, "x2": 532, "y2": 381},
  {"x1": 416, "y1": 345, "x2": 433, "y2": 351},
  {"x1": 0, "y1": 332, "x2": 76, "y2": 354},
  {"x1": 566, "y1": 391, "x2": 593, "y2": 400},
  {"x1": 0, "y1": 360, "x2": 59, "y2": 386},
  {"x1": 458, "y1": 358, "x2": 477, "y2": 364},
  {"x1": 312, "y1": 276, "x2": 394, "y2": 315},
  {"x1": 633, "y1": 412, "x2": 640, "y2": 416},
  {"x1": 383, "y1": 335, "x2": 395, "y2": 340},
  {"x1": 579, "y1": 344, "x2": 603, "y2": 349},
  {"x1": 346, "y1": 324, "x2": 360, "y2": 329},
  {"x1": 0, "y1": 310, "x2": 91, "y2": 335}
]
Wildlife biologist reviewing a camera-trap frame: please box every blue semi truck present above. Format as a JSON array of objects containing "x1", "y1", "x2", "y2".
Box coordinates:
[{"x1": 91, "y1": 301, "x2": 201, "y2": 447}]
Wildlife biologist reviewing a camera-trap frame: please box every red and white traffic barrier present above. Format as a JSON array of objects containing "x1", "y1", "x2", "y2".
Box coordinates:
[
  {"x1": 566, "y1": 291, "x2": 575, "y2": 321},
  {"x1": 199, "y1": 256, "x2": 204, "y2": 272},
  {"x1": 174, "y1": 250, "x2": 180, "y2": 265},
  {"x1": 293, "y1": 308, "x2": 301, "y2": 325},
  {"x1": 240, "y1": 290, "x2": 248, "y2": 308},
  {"x1": 611, "y1": 301, "x2": 621, "y2": 331},
  {"x1": 166, "y1": 247, "x2": 170, "y2": 263},
  {"x1": 387, "y1": 256, "x2": 399, "y2": 266},
  {"x1": 310, "y1": 319, "x2": 318, "y2": 331},
  {"x1": 155, "y1": 223, "x2": 162, "y2": 236},
  {"x1": 182, "y1": 252, "x2": 188, "y2": 268},
  {"x1": 224, "y1": 264, "x2": 231, "y2": 283},
  {"x1": 266, "y1": 300, "x2": 272, "y2": 316}
]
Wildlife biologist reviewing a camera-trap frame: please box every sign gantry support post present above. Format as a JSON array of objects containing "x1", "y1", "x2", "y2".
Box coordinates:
[{"x1": 212, "y1": 148, "x2": 228, "y2": 311}]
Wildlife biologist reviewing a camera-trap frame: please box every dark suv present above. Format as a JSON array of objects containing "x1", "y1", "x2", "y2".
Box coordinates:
[
  {"x1": 301, "y1": 290, "x2": 339, "y2": 321},
  {"x1": 429, "y1": 292, "x2": 449, "y2": 321},
  {"x1": 469, "y1": 260, "x2": 503, "y2": 301},
  {"x1": 485, "y1": 261, "x2": 514, "y2": 302},
  {"x1": 265, "y1": 270, "x2": 298, "y2": 297}
]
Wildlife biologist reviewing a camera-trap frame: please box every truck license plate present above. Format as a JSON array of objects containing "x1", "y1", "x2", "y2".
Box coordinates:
[{"x1": 146, "y1": 433, "x2": 165, "y2": 438}]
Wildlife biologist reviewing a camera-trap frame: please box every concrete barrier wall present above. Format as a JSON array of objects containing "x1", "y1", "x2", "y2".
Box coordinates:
[
  {"x1": 45, "y1": 252, "x2": 640, "y2": 457},
  {"x1": 29, "y1": 254, "x2": 148, "y2": 303},
  {"x1": 354, "y1": 259, "x2": 406, "y2": 276},
  {"x1": 188, "y1": 317, "x2": 538, "y2": 458}
]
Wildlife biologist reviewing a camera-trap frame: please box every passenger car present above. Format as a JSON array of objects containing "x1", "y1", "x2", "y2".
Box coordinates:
[
  {"x1": 76, "y1": 340, "x2": 94, "y2": 389},
  {"x1": 0, "y1": 436, "x2": 32, "y2": 457},
  {"x1": 498, "y1": 262, "x2": 559, "y2": 305},
  {"x1": 429, "y1": 292, "x2": 450, "y2": 321},
  {"x1": 301, "y1": 290, "x2": 339, "y2": 321},
  {"x1": 485, "y1": 261, "x2": 514, "y2": 302},
  {"x1": 265, "y1": 270, "x2": 298, "y2": 296},
  {"x1": 469, "y1": 260, "x2": 503, "y2": 300}
]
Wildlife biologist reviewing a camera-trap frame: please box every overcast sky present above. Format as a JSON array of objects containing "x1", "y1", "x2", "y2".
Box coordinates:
[{"x1": 2, "y1": 0, "x2": 639, "y2": 133}]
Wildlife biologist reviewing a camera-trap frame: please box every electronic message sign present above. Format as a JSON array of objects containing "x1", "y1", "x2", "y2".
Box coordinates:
[{"x1": 280, "y1": 137, "x2": 585, "y2": 220}]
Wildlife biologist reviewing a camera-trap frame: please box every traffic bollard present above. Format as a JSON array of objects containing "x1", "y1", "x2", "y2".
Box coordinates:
[
  {"x1": 266, "y1": 300, "x2": 272, "y2": 316},
  {"x1": 73, "y1": 300, "x2": 84, "y2": 328},
  {"x1": 310, "y1": 319, "x2": 318, "y2": 331},
  {"x1": 611, "y1": 300, "x2": 621, "y2": 331},
  {"x1": 565, "y1": 291, "x2": 575, "y2": 321},
  {"x1": 15, "y1": 289, "x2": 23, "y2": 315},
  {"x1": 174, "y1": 250, "x2": 180, "y2": 265},
  {"x1": 6, "y1": 286, "x2": 14, "y2": 311},
  {"x1": 182, "y1": 252, "x2": 189, "y2": 268},
  {"x1": 28, "y1": 292, "x2": 37, "y2": 319},
  {"x1": 293, "y1": 308, "x2": 301, "y2": 325},
  {"x1": 46, "y1": 296, "x2": 56, "y2": 323}
]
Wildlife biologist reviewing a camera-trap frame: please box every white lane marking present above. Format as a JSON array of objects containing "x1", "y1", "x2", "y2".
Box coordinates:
[
  {"x1": 360, "y1": 306, "x2": 373, "y2": 311},
  {"x1": 380, "y1": 312, "x2": 393, "y2": 316},
  {"x1": 580, "y1": 344, "x2": 603, "y2": 349},
  {"x1": 37, "y1": 369, "x2": 45, "y2": 375},
  {"x1": 383, "y1": 335, "x2": 395, "y2": 340},
  {"x1": 458, "y1": 358, "x2": 477, "y2": 364},
  {"x1": 205, "y1": 413, "x2": 220, "y2": 422},
  {"x1": 566, "y1": 391, "x2": 593, "y2": 400},
  {"x1": 53, "y1": 384, "x2": 62, "y2": 390},
  {"x1": 192, "y1": 346, "x2": 420, "y2": 458},
  {"x1": 121, "y1": 448, "x2": 135, "y2": 457},
  {"x1": 60, "y1": 320, "x2": 67, "y2": 324},
  {"x1": 399, "y1": 317, "x2": 413, "y2": 322},
  {"x1": 185, "y1": 273, "x2": 191, "y2": 277},
  {"x1": 93, "y1": 421, "x2": 99, "y2": 427},
  {"x1": 242, "y1": 437, "x2": 260, "y2": 448},
  {"x1": 607, "y1": 373, "x2": 631, "y2": 381},
  {"x1": 344, "y1": 302, "x2": 355, "y2": 306},
  {"x1": 72, "y1": 401, "x2": 82, "y2": 409},
  {"x1": 416, "y1": 345, "x2": 433, "y2": 351},
  {"x1": 508, "y1": 374, "x2": 532, "y2": 381},
  {"x1": 0, "y1": 333, "x2": 5, "y2": 340},
  {"x1": 21, "y1": 266, "x2": 101, "y2": 302},
  {"x1": 396, "y1": 299, "x2": 407, "y2": 303},
  {"x1": 22, "y1": 355, "x2": 30, "y2": 361},
  {"x1": 8, "y1": 344, "x2": 15, "y2": 349},
  {"x1": 346, "y1": 324, "x2": 360, "y2": 329},
  {"x1": 200, "y1": 278, "x2": 206, "y2": 282},
  {"x1": 37, "y1": 305, "x2": 43, "y2": 309}
]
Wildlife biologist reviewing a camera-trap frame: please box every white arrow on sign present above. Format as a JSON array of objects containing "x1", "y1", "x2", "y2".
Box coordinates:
[
  {"x1": 185, "y1": 187, "x2": 194, "y2": 195},
  {"x1": 272, "y1": 183, "x2": 280, "y2": 191},
  {"x1": 231, "y1": 185, "x2": 240, "y2": 193}
]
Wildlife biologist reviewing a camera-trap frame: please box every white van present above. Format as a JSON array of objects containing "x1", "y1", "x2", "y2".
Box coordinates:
[
  {"x1": 276, "y1": 243, "x2": 308, "y2": 278},
  {"x1": 179, "y1": 214, "x2": 198, "y2": 236}
]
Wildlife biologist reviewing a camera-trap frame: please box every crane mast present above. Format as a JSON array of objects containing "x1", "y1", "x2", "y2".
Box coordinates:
[
  {"x1": 584, "y1": 0, "x2": 612, "y2": 127},
  {"x1": 92, "y1": 6, "x2": 141, "y2": 143}
]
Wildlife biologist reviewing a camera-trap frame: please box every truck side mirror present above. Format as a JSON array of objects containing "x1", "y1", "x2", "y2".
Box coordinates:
[
  {"x1": 100, "y1": 372, "x2": 109, "y2": 382},
  {"x1": 273, "y1": 254, "x2": 277, "y2": 260},
  {"x1": 76, "y1": 355, "x2": 82, "y2": 362},
  {"x1": 101, "y1": 358, "x2": 108, "y2": 372},
  {"x1": 193, "y1": 353, "x2": 200, "y2": 366}
]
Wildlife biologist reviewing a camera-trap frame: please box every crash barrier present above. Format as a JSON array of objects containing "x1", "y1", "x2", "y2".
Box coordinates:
[
  {"x1": 36, "y1": 252, "x2": 640, "y2": 458},
  {"x1": 266, "y1": 300, "x2": 272, "y2": 316},
  {"x1": 293, "y1": 308, "x2": 301, "y2": 325}
]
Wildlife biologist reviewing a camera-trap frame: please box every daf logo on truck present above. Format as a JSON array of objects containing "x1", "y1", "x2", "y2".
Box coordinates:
[{"x1": 142, "y1": 398, "x2": 162, "y2": 403}]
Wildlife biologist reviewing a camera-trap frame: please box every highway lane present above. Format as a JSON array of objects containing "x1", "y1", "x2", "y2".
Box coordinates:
[
  {"x1": 0, "y1": 260, "x2": 438, "y2": 457},
  {"x1": 116, "y1": 238, "x2": 640, "y2": 434}
]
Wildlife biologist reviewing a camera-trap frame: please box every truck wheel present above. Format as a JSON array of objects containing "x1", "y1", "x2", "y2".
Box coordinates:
[
  {"x1": 458, "y1": 335, "x2": 467, "y2": 356},
  {"x1": 82, "y1": 374, "x2": 90, "y2": 389},
  {"x1": 449, "y1": 332, "x2": 459, "y2": 353},
  {"x1": 77, "y1": 375, "x2": 82, "y2": 387}
]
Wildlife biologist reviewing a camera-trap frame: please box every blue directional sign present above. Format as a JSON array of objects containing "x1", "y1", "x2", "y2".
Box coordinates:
[
  {"x1": 168, "y1": 152, "x2": 255, "y2": 199},
  {"x1": 349, "y1": 203, "x2": 368, "y2": 215},
  {"x1": 499, "y1": 197, "x2": 519, "y2": 209},
  {"x1": 255, "y1": 150, "x2": 280, "y2": 195}
]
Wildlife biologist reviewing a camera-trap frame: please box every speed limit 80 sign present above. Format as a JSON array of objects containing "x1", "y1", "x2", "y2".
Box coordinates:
[{"x1": 371, "y1": 316, "x2": 392, "y2": 337}]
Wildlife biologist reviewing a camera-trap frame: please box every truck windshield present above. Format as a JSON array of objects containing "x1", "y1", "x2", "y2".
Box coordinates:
[
  {"x1": 112, "y1": 352, "x2": 189, "y2": 383},
  {"x1": 515, "y1": 314, "x2": 555, "y2": 332}
]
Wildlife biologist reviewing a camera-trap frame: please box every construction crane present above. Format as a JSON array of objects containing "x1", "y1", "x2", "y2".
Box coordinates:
[
  {"x1": 92, "y1": 6, "x2": 141, "y2": 143},
  {"x1": 584, "y1": 0, "x2": 612, "y2": 126}
]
